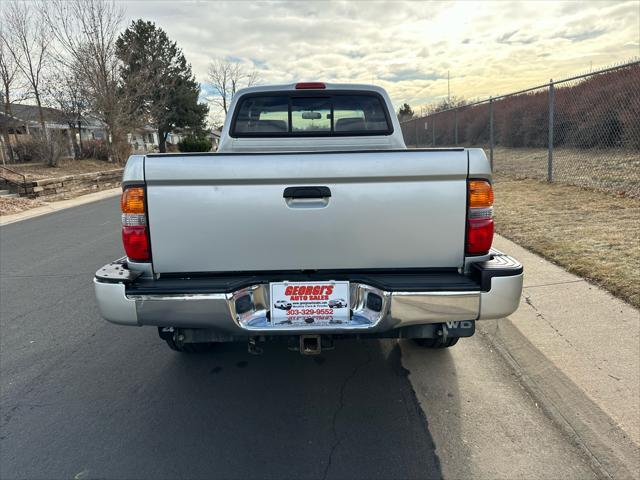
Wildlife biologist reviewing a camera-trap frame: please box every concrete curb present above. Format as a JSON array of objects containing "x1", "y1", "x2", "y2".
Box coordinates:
[
  {"x1": 0, "y1": 188, "x2": 121, "y2": 226},
  {"x1": 478, "y1": 319, "x2": 640, "y2": 480}
]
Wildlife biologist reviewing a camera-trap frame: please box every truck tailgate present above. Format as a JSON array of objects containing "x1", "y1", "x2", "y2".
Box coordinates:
[{"x1": 144, "y1": 150, "x2": 468, "y2": 273}]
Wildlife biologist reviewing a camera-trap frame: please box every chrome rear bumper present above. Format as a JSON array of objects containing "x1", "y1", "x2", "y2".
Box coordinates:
[{"x1": 94, "y1": 250, "x2": 523, "y2": 335}]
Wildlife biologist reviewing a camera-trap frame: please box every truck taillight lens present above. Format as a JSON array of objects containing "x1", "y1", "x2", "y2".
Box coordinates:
[
  {"x1": 468, "y1": 180, "x2": 494, "y2": 208},
  {"x1": 121, "y1": 187, "x2": 145, "y2": 213},
  {"x1": 295, "y1": 82, "x2": 326, "y2": 89},
  {"x1": 466, "y1": 180, "x2": 494, "y2": 255},
  {"x1": 121, "y1": 187, "x2": 150, "y2": 262},
  {"x1": 122, "y1": 226, "x2": 150, "y2": 261},
  {"x1": 467, "y1": 218, "x2": 494, "y2": 254}
]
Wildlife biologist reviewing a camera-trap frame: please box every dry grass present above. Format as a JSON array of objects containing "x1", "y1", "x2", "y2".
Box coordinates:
[
  {"x1": 7, "y1": 159, "x2": 118, "y2": 180},
  {"x1": 0, "y1": 196, "x2": 45, "y2": 216},
  {"x1": 494, "y1": 174, "x2": 640, "y2": 308},
  {"x1": 493, "y1": 147, "x2": 640, "y2": 198}
]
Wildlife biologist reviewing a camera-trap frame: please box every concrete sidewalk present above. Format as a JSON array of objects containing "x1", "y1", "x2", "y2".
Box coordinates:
[{"x1": 482, "y1": 235, "x2": 640, "y2": 477}]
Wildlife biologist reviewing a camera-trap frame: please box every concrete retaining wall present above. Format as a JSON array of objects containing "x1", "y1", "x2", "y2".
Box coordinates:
[{"x1": 21, "y1": 169, "x2": 123, "y2": 200}]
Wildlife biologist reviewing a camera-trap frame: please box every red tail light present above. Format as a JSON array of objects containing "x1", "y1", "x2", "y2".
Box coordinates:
[
  {"x1": 122, "y1": 226, "x2": 150, "y2": 261},
  {"x1": 295, "y1": 82, "x2": 326, "y2": 89},
  {"x1": 466, "y1": 180, "x2": 494, "y2": 255},
  {"x1": 466, "y1": 218, "x2": 494, "y2": 254},
  {"x1": 121, "y1": 187, "x2": 151, "y2": 262}
]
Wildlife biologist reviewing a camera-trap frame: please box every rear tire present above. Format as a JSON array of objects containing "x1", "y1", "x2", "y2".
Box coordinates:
[{"x1": 413, "y1": 337, "x2": 459, "y2": 349}]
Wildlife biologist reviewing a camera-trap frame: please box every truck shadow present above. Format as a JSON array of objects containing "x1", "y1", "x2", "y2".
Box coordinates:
[
  {"x1": 139, "y1": 338, "x2": 447, "y2": 480},
  {"x1": 397, "y1": 339, "x2": 471, "y2": 479}
]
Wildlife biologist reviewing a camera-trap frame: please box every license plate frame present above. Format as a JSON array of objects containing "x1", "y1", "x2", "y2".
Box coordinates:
[{"x1": 269, "y1": 281, "x2": 350, "y2": 327}]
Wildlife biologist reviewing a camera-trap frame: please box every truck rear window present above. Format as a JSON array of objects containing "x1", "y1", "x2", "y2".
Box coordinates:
[{"x1": 231, "y1": 92, "x2": 392, "y2": 137}]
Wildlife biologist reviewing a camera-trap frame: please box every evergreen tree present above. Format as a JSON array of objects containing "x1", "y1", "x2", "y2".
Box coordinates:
[
  {"x1": 397, "y1": 103, "x2": 415, "y2": 122},
  {"x1": 116, "y1": 20, "x2": 208, "y2": 152}
]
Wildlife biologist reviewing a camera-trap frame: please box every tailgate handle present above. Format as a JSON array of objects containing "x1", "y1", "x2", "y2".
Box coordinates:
[{"x1": 283, "y1": 186, "x2": 331, "y2": 199}]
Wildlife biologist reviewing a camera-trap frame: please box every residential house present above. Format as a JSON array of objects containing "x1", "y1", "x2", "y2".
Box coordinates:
[
  {"x1": 0, "y1": 103, "x2": 107, "y2": 163},
  {"x1": 128, "y1": 126, "x2": 159, "y2": 153},
  {"x1": 210, "y1": 128, "x2": 221, "y2": 150},
  {"x1": 128, "y1": 127, "x2": 218, "y2": 153},
  {"x1": 128, "y1": 127, "x2": 192, "y2": 153}
]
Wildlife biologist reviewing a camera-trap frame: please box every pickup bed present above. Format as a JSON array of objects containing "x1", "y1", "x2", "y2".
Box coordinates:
[{"x1": 94, "y1": 82, "x2": 523, "y2": 354}]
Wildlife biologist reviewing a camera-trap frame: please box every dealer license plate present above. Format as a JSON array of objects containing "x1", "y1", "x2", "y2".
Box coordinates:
[{"x1": 270, "y1": 281, "x2": 350, "y2": 327}]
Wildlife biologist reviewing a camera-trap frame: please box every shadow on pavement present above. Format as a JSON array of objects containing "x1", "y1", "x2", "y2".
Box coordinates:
[{"x1": 398, "y1": 339, "x2": 469, "y2": 478}]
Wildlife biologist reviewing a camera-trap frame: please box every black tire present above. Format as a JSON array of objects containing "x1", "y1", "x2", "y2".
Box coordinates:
[
  {"x1": 165, "y1": 337, "x2": 216, "y2": 353},
  {"x1": 413, "y1": 337, "x2": 459, "y2": 349}
]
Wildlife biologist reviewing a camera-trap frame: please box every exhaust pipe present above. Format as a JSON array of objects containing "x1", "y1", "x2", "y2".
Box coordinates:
[{"x1": 299, "y1": 335, "x2": 322, "y2": 355}]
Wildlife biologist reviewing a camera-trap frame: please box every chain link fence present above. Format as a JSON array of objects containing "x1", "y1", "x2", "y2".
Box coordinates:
[{"x1": 401, "y1": 60, "x2": 640, "y2": 198}]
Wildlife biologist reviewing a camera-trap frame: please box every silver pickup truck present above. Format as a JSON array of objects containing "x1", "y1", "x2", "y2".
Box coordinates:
[{"x1": 94, "y1": 82, "x2": 523, "y2": 354}]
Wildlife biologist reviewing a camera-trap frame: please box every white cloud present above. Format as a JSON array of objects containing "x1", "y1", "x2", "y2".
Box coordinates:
[{"x1": 123, "y1": 0, "x2": 640, "y2": 116}]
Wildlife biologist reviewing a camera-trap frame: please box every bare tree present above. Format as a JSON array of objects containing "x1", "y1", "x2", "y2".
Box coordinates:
[
  {"x1": 45, "y1": 62, "x2": 89, "y2": 159},
  {"x1": 43, "y1": 0, "x2": 130, "y2": 162},
  {"x1": 0, "y1": 22, "x2": 23, "y2": 163},
  {"x1": 207, "y1": 59, "x2": 259, "y2": 117},
  {"x1": 1, "y1": 1, "x2": 51, "y2": 136},
  {"x1": 0, "y1": 45, "x2": 29, "y2": 107},
  {"x1": 0, "y1": 25, "x2": 21, "y2": 114}
]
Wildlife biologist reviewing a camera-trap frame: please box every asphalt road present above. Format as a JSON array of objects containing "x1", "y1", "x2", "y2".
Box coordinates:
[{"x1": 1, "y1": 198, "x2": 599, "y2": 480}]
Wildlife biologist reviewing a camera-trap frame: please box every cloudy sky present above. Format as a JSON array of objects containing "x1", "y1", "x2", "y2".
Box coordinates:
[{"x1": 125, "y1": 0, "x2": 639, "y2": 116}]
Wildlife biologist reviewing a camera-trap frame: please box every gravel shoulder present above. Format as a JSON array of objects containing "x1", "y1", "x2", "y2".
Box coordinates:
[{"x1": 0, "y1": 196, "x2": 45, "y2": 215}]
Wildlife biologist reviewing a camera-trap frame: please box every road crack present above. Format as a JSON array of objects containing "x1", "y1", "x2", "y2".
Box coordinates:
[
  {"x1": 524, "y1": 293, "x2": 577, "y2": 351},
  {"x1": 524, "y1": 293, "x2": 617, "y2": 381},
  {"x1": 321, "y1": 343, "x2": 372, "y2": 480},
  {"x1": 523, "y1": 279, "x2": 585, "y2": 289}
]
